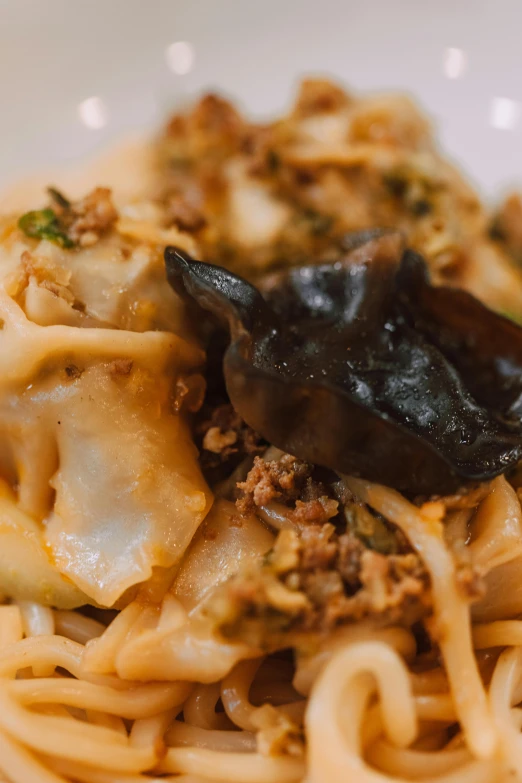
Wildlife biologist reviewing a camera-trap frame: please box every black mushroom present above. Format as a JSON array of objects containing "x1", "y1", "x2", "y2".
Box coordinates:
[{"x1": 165, "y1": 233, "x2": 522, "y2": 494}]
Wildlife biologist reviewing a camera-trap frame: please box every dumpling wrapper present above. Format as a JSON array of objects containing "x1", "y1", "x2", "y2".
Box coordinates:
[
  {"x1": 112, "y1": 500, "x2": 274, "y2": 682},
  {"x1": 46, "y1": 365, "x2": 211, "y2": 606}
]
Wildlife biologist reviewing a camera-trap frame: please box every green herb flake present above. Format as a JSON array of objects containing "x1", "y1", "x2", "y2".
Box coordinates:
[{"x1": 18, "y1": 209, "x2": 74, "y2": 248}]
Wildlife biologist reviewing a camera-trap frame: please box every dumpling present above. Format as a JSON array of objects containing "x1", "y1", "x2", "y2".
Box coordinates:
[
  {"x1": 101, "y1": 499, "x2": 275, "y2": 683},
  {"x1": 0, "y1": 191, "x2": 212, "y2": 607}
]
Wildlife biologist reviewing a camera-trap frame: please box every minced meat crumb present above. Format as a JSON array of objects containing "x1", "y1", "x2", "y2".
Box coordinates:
[
  {"x1": 236, "y1": 454, "x2": 333, "y2": 519},
  {"x1": 49, "y1": 186, "x2": 118, "y2": 247},
  {"x1": 237, "y1": 454, "x2": 311, "y2": 511},
  {"x1": 210, "y1": 523, "x2": 430, "y2": 647},
  {"x1": 290, "y1": 497, "x2": 339, "y2": 526},
  {"x1": 165, "y1": 195, "x2": 207, "y2": 232}
]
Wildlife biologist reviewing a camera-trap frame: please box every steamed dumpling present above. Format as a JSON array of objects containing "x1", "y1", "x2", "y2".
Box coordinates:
[{"x1": 0, "y1": 195, "x2": 212, "y2": 607}]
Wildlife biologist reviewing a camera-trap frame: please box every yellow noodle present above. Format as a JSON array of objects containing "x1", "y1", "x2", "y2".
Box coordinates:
[
  {"x1": 0, "y1": 605, "x2": 23, "y2": 649},
  {"x1": 183, "y1": 683, "x2": 233, "y2": 731},
  {"x1": 293, "y1": 624, "x2": 416, "y2": 695},
  {"x1": 83, "y1": 604, "x2": 144, "y2": 675},
  {"x1": 344, "y1": 477, "x2": 497, "y2": 759},
  {"x1": 0, "y1": 729, "x2": 67, "y2": 783},
  {"x1": 6, "y1": 678, "x2": 192, "y2": 718},
  {"x1": 17, "y1": 601, "x2": 56, "y2": 676},
  {"x1": 54, "y1": 610, "x2": 105, "y2": 645},
  {"x1": 18, "y1": 601, "x2": 55, "y2": 637},
  {"x1": 306, "y1": 641, "x2": 417, "y2": 783},
  {"x1": 86, "y1": 711, "x2": 128, "y2": 736},
  {"x1": 221, "y1": 659, "x2": 263, "y2": 732},
  {"x1": 130, "y1": 709, "x2": 175, "y2": 751},
  {"x1": 473, "y1": 620, "x2": 522, "y2": 649},
  {"x1": 165, "y1": 721, "x2": 257, "y2": 752},
  {"x1": 160, "y1": 747, "x2": 305, "y2": 782},
  {"x1": 366, "y1": 741, "x2": 472, "y2": 777},
  {"x1": 50, "y1": 755, "x2": 222, "y2": 783},
  {"x1": 0, "y1": 687, "x2": 157, "y2": 771},
  {"x1": 489, "y1": 646, "x2": 522, "y2": 776}
]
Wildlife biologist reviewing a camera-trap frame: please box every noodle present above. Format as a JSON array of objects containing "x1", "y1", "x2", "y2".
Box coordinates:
[
  {"x1": 221, "y1": 660, "x2": 263, "y2": 732},
  {"x1": 343, "y1": 477, "x2": 497, "y2": 759},
  {"x1": 306, "y1": 641, "x2": 417, "y2": 782},
  {"x1": 54, "y1": 610, "x2": 105, "y2": 645},
  {"x1": 159, "y1": 747, "x2": 305, "y2": 782},
  {"x1": 0, "y1": 730, "x2": 66, "y2": 783},
  {"x1": 182, "y1": 683, "x2": 232, "y2": 731},
  {"x1": 166, "y1": 722, "x2": 257, "y2": 752},
  {"x1": 0, "y1": 606, "x2": 23, "y2": 649}
]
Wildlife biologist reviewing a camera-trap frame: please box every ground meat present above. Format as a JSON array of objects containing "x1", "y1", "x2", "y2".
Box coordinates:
[
  {"x1": 165, "y1": 195, "x2": 207, "y2": 232},
  {"x1": 49, "y1": 186, "x2": 118, "y2": 247},
  {"x1": 292, "y1": 78, "x2": 352, "y2": 117},
  {"x1": 237, "y1": 454, "x2": 311, "y2": 511},
  {"x1": 299, "y1": 523, "x2": 338, "y2": 570},
  {"x1": 211, "y1": 523, "x2": 430, "y2": 648},
  {"x1": 236, "y1": 454, "x2": 335, "y2": 519},
  {"x1": 165, "y1": 93, "x2": 244, "y2": 162},
  {"x1": 290, "y1": 497, "x2": 339, "y2": 526}
]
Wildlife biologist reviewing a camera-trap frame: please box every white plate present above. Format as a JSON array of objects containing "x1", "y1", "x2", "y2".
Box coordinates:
[{"x1": 2, "y1": 0, "x2": 522, "y2": 200}]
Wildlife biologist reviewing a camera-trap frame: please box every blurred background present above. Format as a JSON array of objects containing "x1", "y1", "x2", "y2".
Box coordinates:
[{"x1": 2, "y1": 0, "x2": 522, "y2": 196}]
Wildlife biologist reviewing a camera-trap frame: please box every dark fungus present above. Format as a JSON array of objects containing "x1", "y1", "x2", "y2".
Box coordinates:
[{"x1": 165, "y1": 235, "x2": 522, "y2": 494}]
